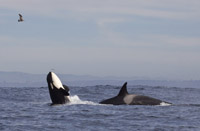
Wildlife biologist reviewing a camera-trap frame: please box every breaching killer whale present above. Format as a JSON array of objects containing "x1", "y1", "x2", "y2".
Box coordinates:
[
  {"x1": 46, "y1": 72, "x2": 70, "y2": 105},
  {"x1": 100, "y1": 82, "x2": 171, "y2": 105}
]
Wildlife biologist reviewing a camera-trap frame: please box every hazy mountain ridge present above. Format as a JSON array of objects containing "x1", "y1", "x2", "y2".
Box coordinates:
[{"x1": 0, "y1": 71, "x2": 200, "y2": 88}]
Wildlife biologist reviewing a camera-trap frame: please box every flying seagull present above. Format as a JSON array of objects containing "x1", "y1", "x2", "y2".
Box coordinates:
[{"x1": 18, "y1": 14, "x2": 24, "y2": 22}]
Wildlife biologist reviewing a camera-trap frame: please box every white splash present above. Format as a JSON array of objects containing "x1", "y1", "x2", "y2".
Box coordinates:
[
  {"x1": 159, "y1": 102, "x2": 172, "y2": 106},
  {"x1": 68, "y1": 95, "x2": 98, "y2": 105}
]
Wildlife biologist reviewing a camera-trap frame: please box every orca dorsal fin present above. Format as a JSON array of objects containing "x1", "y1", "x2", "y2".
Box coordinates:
[{"x1": 117, "y1": 82, "x2": 128, "y2": 96}]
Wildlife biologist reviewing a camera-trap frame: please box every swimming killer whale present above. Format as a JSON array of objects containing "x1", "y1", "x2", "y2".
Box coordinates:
[
  {"x1": 100, "y1": 82, "x2": 171, "y2": 105},
  {"x1": 46, "y1": 72, "x2": 70, "y2": 105}
]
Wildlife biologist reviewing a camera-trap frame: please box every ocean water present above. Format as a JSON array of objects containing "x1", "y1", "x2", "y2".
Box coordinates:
[{"x1": 0, "y1": 84, "x2": 200, "y2": 131}]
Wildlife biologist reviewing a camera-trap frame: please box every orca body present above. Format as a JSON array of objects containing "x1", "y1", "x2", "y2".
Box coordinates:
[
  {"x1": 100, "y1": 82, "x2": 171, "y2": 105},
  {"x1": 46, "y1": 72, "x2": 70, "y2": 105}
]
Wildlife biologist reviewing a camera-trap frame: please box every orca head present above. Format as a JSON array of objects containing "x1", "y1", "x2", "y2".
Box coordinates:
[{"x1": 47, "y1": 72, "x2": 64, "y2": 90}]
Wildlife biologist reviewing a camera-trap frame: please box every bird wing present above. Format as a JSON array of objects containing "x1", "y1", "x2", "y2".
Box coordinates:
[{"x1": 19, "y1": 14, "x2": 23, "y2": 20}]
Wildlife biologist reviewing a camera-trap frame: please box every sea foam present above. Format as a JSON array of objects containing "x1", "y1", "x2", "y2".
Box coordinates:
[
  {"x1": 68, "y1": 95, "x2": 98, "y2": 105},
  {"x1": 159, "y1": 102, "x2": 172, "y2": 106}
]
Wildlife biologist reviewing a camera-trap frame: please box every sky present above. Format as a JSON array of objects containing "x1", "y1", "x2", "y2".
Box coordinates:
[{"x1": 0, "y1": 0, "x2": 200, "y2": 80}]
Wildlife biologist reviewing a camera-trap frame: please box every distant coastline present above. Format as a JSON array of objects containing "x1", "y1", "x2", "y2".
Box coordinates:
[{"x1": 0, "y1": 71, "x2": 200, "y2": 88}]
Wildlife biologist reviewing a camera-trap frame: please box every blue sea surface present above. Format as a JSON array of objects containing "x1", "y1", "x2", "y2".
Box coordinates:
[{"x1": 0, "y1": 84, "x2": 200, "y2": 131}]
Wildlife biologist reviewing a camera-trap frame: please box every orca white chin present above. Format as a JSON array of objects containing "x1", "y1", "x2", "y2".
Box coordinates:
[
  {"x1": 49, "y1": 72, "x2": 64, "y2": 90},
  {"x1": 47, "y1": 72, "x2": 70, "y2": 104}
]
